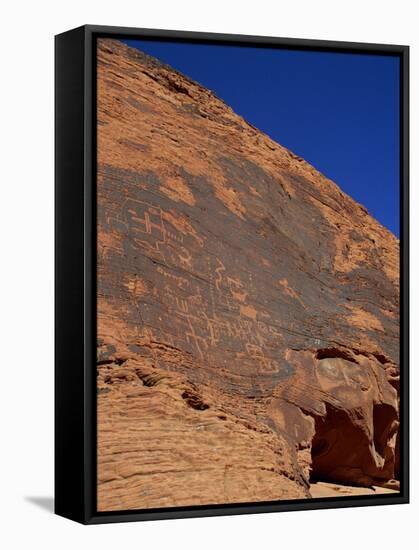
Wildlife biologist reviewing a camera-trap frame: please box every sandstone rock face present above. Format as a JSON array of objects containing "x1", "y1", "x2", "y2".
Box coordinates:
[{"x1": 96, "y1": 39, "x2": 400, "y2": 511}]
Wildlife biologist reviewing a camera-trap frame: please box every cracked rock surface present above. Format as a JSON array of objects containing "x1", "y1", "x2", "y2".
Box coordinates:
[{"x1": 96, "y1": 39, "x2": 400, "y2": 511}]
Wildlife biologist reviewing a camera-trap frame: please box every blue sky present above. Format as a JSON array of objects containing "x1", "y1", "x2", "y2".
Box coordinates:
[{"x1": 123, "y1": 39, "x2": 400, "y2": 237}]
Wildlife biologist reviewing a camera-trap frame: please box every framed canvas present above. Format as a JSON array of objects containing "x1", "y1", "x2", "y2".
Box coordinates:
[{"x1": 55, "y1": 25, "x2": 409, "y2": 524}]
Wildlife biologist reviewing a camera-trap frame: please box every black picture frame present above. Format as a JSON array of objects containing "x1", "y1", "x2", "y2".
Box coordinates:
[{"x1": 55, "y1": 24, "x2": 409, "y2": 524}]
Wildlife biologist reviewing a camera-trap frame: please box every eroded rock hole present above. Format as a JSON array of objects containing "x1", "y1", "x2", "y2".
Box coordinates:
[
  {"x1": 371, "y1": 353, "x2": 390, "y2": 365},
  {"x1": 310, "y1": 403, "x2": 370, "y2": 485},
  {"x1": 373, "y1": 403, "x2": 398, "y2": 468},
  {"x1": 311, "y1": 437, "x2": 330, "y2": 458},
  {"x1": 310, "y1": 402, "x2": 398, "y2": 486},
  {"x1": 97, "y1": 357, "x2": 127, "y2": 366},
  {"x1": 315, "y1": 348, "x2": 357, "y2": 364},
  {"x1": 182, "y1": 390, "x2": 210, "y2": 411}
]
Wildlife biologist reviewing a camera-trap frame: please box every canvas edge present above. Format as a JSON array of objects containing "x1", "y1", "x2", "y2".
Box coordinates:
[
  {"x1": 54, "y1": 24, "x2": 409, "y2": 525},
  {"x1": 55, "y1": 25, "x2": 89, "y2": 524}
]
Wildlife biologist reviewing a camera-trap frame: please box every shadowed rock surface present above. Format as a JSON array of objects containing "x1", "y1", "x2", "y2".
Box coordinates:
[{"x1": 96, "y1": 39, "x2": 400, "y2": 511}]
